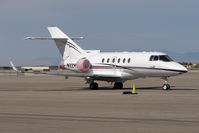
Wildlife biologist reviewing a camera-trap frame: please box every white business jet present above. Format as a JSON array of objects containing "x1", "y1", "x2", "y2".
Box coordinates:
[{"x1": 11, "y1": 27, "x2": 188, "y2": 90}]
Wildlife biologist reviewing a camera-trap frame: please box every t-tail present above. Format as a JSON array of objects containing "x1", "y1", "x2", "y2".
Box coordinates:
[{"x1": 25, "y1": 27, "x2": 85, "y2": 60}]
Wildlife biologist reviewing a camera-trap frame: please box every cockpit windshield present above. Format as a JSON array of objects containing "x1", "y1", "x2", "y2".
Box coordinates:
[
  {"x1": 149, "y1": 55, "x2": 173, "y2": 62},
  {"x1": 159, "y1": 55, "x2": 173, "y2": 61}
]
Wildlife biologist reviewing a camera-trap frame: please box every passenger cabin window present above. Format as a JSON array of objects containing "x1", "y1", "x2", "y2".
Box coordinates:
[
  {"x1": 149, "y1": 55, "x2": 173, "y2": 62},
  {"x1": 118, "y1": 58, "x2": 121, "y2": 63},
  {"x1": 107, "y1": 58, "x2": 110, "y2": 63},
  {"x1": 128, "y1": 58, "x2": 131, "y2": 63},
  {"x1": 112, "y1": 58, "x2": 115, "y2": 63},
  {"x1": 102, "y1": 58, "x2": 105, "y2": 63},
  {"x1": 123, "y1": 58, "x2": 126, "y2": 63}
]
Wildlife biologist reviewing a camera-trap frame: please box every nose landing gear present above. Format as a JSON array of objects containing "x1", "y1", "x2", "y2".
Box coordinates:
[
  {"x1": 162, "y1": 77, "x2": 170, "y2": 90},
  {"x1": 162, "y1": 84, "x2": 170, "y2": 90}
]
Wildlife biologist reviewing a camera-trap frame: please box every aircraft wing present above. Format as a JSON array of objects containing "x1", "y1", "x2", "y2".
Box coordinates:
[
  {"x1": 9, "y1": 60, "x2": 121, "y2": 78},
  {"x1": 24, "y1": 71, "x2": 120, "y2": 78}
]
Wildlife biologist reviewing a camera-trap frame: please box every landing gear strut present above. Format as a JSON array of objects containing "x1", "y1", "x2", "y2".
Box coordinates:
[
  {"x1": 113, "y1": 82, "x2": 123, "y2": 89},
  {"x1": 162, "y1": 77, "x2": 170, "y2": 90},
  {"x1": 89, "y1": 82, "x2": 98, "y2": 90}
]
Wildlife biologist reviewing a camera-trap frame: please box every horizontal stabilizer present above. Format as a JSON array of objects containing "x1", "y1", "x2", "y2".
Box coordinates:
[
  {"x1": 25, "y1": 37, "x2": 84, "y2": 40},
  {"x1": 25, "y1": 26, "x2": 85, "y2": 59}
]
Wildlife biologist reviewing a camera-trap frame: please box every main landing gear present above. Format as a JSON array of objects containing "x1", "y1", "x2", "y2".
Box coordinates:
[
  {"x1": 162, "y1": 77, "x2": 170, "y2": 90},
  {"x1": 85, "y1": 77, "x2": 99, "y2": 90},
  {"x1": 113, "y1": 82, "x2": 123, "y2": 89},
  {"x1": 89, "y1": 82, "x2": 98, "y2": 90},
  {"x1": 89, "y1": 82, "x2": 123, "y2": 89}
]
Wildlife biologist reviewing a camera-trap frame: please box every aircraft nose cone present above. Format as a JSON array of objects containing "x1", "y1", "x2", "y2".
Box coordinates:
[{"x1": 178, "y1": 64, "x2": 188, "y2": 73}]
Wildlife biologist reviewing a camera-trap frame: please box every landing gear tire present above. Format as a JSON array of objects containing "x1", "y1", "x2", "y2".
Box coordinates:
[
  {"x1": 113, "y1": 82, "x2": 123, "y2": 89},
  {"x1": 162, "y1": 84, "x2": 170, "y2": 90},
  {"x1": 90, "y1": 83, "x2": 98, "y2": 90},
  {"x1": 161, "y1": 77, "x2": 171, "y2": 90}
]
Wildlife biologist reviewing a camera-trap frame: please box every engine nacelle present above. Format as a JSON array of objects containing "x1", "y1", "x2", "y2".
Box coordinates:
[{"x1": 76, "y1": 58, "x2": 91, "y2": 73}]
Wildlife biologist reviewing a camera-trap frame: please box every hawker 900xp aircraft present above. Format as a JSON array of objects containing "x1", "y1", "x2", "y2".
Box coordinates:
[{"x1": 11, "y1": 27, "x2": 188, "y2": 90}]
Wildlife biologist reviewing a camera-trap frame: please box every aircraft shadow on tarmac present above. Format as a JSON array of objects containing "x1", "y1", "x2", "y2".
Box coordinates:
[
  {"x1": 81, "y1": 87, "x2": 197, "y2": 91},
  {"x1": 26, "y1": 86, "x2": 197, "y2": 91},
  {"x1": 0, "y1": 87, "x2": 196, "y2": 92}
]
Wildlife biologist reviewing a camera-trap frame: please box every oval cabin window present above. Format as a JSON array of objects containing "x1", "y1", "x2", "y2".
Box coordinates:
[
  {"x1": 107, "y1": 58, "x2": 110, "y2": 63},
  {"x1": 102, "y1": 58, "x2": 105, "y2": 63},
  {"x1": 123, "y1": 58, "x2": 126, "y2": 63},
  {"x1": 112, "y1": 58, "x2": 115, "y2": 63},
  {"x1": 128, "y1": 58, "x2": 131, "y2": 63},
  {"x1": 118, "y1": 58, "x2": 121, "y2": 63}
]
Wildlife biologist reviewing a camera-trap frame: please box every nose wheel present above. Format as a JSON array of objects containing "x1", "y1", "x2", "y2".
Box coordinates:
[
  {"x1": 162, "y1": 84, "x2": 170, "y2": 90},
  {"x1": 162, "y1": 77, "x2": 170, "y2": 90}
]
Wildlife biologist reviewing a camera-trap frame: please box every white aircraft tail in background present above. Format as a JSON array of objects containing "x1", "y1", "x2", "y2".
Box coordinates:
[
  {"x1": 10, "y1": 59, "x2": 20, "y2": 72},
  {"x1": 13, "y1": 27, "x2": 187, "y2": 90}
]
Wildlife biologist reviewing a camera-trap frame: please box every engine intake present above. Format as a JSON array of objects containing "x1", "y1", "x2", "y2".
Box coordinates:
[{"x1": 76, "y1": 58, "x2": 91, "y2": 72}]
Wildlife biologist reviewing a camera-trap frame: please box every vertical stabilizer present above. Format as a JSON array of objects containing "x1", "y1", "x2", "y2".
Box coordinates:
[{"x1": 47, "y1": 27, "x2": 85, "y2": 60}]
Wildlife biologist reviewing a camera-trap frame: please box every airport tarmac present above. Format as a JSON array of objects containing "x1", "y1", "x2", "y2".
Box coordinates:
[{"x1": 0, "y1": 71, "x2": 198, "y2": 133}]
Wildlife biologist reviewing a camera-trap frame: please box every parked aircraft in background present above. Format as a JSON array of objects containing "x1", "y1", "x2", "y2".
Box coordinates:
[{"x1": 11, "y1": 27, "x2": 188, "y2": 90}]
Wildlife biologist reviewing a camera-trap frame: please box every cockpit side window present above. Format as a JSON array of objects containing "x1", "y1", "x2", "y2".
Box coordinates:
[
  {"x1": 149, "y1": 55, "x2": 158, "y2": 61},
  {"x1": 149, "y1": 56, "x2": 154, "y2": 61}
]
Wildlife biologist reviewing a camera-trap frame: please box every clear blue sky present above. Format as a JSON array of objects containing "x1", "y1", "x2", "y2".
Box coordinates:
[{"x1": 0, "y1": 0, "x2": 199, "y2": 65}]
